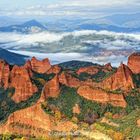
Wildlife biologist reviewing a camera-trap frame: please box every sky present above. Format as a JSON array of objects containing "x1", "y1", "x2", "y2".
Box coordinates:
[{"x1": 0, "y1": 0, "x2": 139, "y2": 18}]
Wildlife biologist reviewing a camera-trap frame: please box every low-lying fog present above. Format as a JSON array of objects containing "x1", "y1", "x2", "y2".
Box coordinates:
[{"x1": 1, "y1": 30, "x2": 140, "y2": 66}]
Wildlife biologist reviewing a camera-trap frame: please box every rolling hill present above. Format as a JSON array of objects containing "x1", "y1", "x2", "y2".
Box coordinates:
[{"x1": 0, "y1": 48, "x2": 28, "y2": 65}]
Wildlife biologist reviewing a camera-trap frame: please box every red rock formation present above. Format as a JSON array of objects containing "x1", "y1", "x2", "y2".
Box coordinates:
[
  {"x1": 0, "y1": 92, "x2": 77, "y2": 138},
  {"x1": 77, "y1": 64, "x2": 113, "y2": 75},
  {"x1": 103, "y1": 63, "x2": 113, "y2": 72},
  {"x1": 128, "y1": 53, "x2": 140, "y2": 74},
  {"x1": 137, "y1": 119, "x2": 140, "y2": 127},
  {"x1": 42, "y1": 75, "x2": 60, "y2": 98},
  {"x1": 77, "y1": 66, "x2": 99, "y2": 75},
  {"x1": 59, "y1": 72, "x2": 81, "y2": 88},
  {"x1": 58, "y1": 71, "x2": 94, "y2": 88},
  {"x1": 104, "y1": 63, "x2": 113, "y2": 71},
  {"x1": 47, "y1": 65, "x2": 61, "y2": 74},
  {"x1": 30, "y1": 57, "x2": 51, "y2": 73},
  {"x1": 59, "y1": 65, "x2": 134, "y2": 91},
  {"x1": 78, "y1": 86, "x2": 127, "y2": 108},
  {"x1": 101, "y1": 63, "x2": 134, "y2": 91},
  {"x1": 24, "y1": 60, "x2": 33, "y2": 77},
  {"x1": 59, "y1": 72, "x2": 69, "y2": 86},
  {"x1": 0, "y1": 60, "x2": 10, "y2": 88},
  {"x1": 10, "y1": 65, "x2": 37, "y2": 103},
  {"x1": 0, "y1": 103, "x2": 51, "y2": 137},
  {"x1": 0, "y1": 102, "x2": 77, "y2": 138},
  {"x1": 24, "y1": 60, "x2": 32, "y2": 70}
]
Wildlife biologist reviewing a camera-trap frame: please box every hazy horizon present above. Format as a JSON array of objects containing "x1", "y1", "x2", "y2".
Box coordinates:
[
  {"x1": 0, "y1": 0, "x2": 139, "y2": 19},
  {"x1": 0, "y1": 0, "x2": 140, "y2": 66}
]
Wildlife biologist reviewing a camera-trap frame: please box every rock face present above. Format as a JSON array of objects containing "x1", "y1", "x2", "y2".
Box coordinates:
[
  {"x1": 59, "y1": 72, "x2": 69, "y2": 86},
  {"x1": 0, "y1": 93, "x2": 77, "y2": 138},
  {"x1": 137, "y1": 119, "x2": 140, "y2": 127},
  {"x1": 0, "y1": 103, "x2": 51, "y2": 137},
  {"x1": 0, "y1": 102, "x2": 77, "y2": 138},
  {"x1": 0, "y1": 54, "x2": 139, "y2": 138},
  {"x1": 101, "y1": 63, "x2": 134, "y2": 90},
  {"x1": 78, "y1": 86, "x2": 127, "y2": 108},
  {"x1": 0, "y1": 60, "x2": 10, "y2": 88},
  {"x1": 77, "y1": 64, "x2": 113, "y2": 75},
  {"x1": 103, "y1": 63, "x2": 113, "y2": 72},
  {"x1": 24, "y1": 60, "x2": 33, "y2": 77},
  {"x1": 104, "y1": 63, "x2": 113, "y2": 70},
  {"x1": 10, "y1": 65, "x2": 37, "y2": 103},
  {"x1": 59, "y1": 72, "x2": 81, "y2": 88},
  {"x1": 68, "y1": 63, "x2": 134, "y2": 91},
  {"x1": 77, "y1": 66, "x2": 99, "y2": 75},
  {"x1": 47, "y1": 65, "x2": 61, "y2": 74},
  {"x1": 30, "y1": 57, "x2": 51, "y2": 73},
  {"x1": 128, "y1": 53, "x2": 140, "y2": 74},
  {"x1": 42, "y1": 75, "x2": 60, "y2": 98}
]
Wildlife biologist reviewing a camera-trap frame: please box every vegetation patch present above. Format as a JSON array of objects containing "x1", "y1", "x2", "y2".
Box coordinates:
[
  {"x1": 96, "y1": 110, "x2": 140, "y2": 140},
  {"x1": 45, "y1": 85, "x2": 123, "y2": 122},
  {"x1": 133, "y1": 74, "x2": 140, "y2": 88},
  {"x1": 59, "y1": 60, "x2": 97, "y2": 71},
  {"x1": 0, "y1": 73, "x2": 55, "y2": 123},
  {"x1": 71, "y1": 68, "x2": 116, "y2": 82}
]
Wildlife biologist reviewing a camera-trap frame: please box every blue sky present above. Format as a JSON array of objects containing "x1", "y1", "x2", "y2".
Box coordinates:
[{"x1": 0, "y1": 0, "x2": 139, "y2": 18}]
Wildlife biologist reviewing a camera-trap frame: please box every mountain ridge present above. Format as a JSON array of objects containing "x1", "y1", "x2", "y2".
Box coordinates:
[
  {"x1": 0, "y1": 48, "x2": 28, "y2": 65},
  {"x1": 0, "y1": 19, "x2": 47, "y2": 33},
  {"x1": 0, "y1": 53, "x2": 139, "y2": 139}
]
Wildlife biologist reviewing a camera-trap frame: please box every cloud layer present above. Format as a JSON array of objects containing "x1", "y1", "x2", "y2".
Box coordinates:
[
  {"x1": 0, "y1": 0, "x2": 139, "y2": 17},
  {"x1": 0, "y1": 30, "x2": 140, "y2": 50},
  {"x1": 0, "y1": 30, "x2": 140, "y2": 66},
  {"x1": 8, "y1": 50, "x2": 128, "y2": 66}
]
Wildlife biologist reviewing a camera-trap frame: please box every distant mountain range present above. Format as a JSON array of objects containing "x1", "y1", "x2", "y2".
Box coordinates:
[
  {"x1": 0, "y1": 48, "x2": 28, "y2": 65},
  {"x1": 45, "y1": 12, "x2": 140, "y2": 32},
  {"x1": 0, "y1": 16, "x2": 24, "y2": 27},
  {"x1": 74, "y1": 23, "x2": 140, "y2": 33},
  {"x1": 94, "y1": 12, "x2": 140, "y2": 28},
  {"x1": 0, "y1": 20, "x2": 47, "y2": 33},
  {"x1": 0, "y1": 12, "x2": 140, "y2": 33}
]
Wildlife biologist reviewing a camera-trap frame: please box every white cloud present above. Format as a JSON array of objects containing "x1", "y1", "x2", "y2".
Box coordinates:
[
  {"x1": 1, "y1": 0, "x2": 139, "y2": 17},
  {"x1": 0, "y1": 29, "x2": 139, "y2": 66},
  {"x1": 8, "y1": 50, "x2": 128, "y2": 66},
  {"x1": 0, "y1": 30, "x2": 140, "y2": 48},
  {"x1": 9, "y1": 50, "x2": 127, "y2": 66},
  {"x1": 57, "y1": 0, "x2": 139, "y2": 7},
  {"x1": 0, "y1": 29, "x2": 140, "y2": 60}
]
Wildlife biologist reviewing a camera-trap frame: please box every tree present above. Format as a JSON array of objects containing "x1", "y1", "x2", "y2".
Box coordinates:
[
  {"x1": 113, "y1": 132, "x2": 124, "y2": 140},
  {"x1": 55, "y1": 110, "x2": 62, "y2": 121},
  {"x1": 71, "y1": 116, "x2": 79, "y2": 124}
]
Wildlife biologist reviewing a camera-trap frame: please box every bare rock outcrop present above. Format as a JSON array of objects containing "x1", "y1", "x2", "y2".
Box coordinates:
[
  {"x1": 47, "y1": 65, "x2": 61, "y2": 74},
  {"x1": 59, "y1": 72, "x2": 81, "y2": 88},
  {"x1": 137, "y1": 119, "x2": 140, "y2": 127},
  {"x1": 0, "y1": 93, "x2": 77, "y2": 138},
  {"x1": 0, "y1": 102, "x2": 77, "y2": 138},
  {"x1": 77, "y1": 63, "x2": 113, "y2": 75},
  {"x1": 128, "y1": 52, "x2": 140, "y2": 74},
  {"x1": 10, "y1": 65, "x2": 37, "y2": 103},
  {"x1": 42, "y1": 75, "x2": 60, "y2": 98},
  {"x1": 78, "y1": 86, "x2": 127, "y2": 108},
  {"x1": 77, "y1": 66, "x2": 99, "y2": 75},
  {"x1": 101, "y1": 63, "x2": 134, "y2": 91},
  {"x1": 103, "y1": 63, "x2": 113, "y2": 72},
  {"x1": 30, "y1": 57, "x2": 51, "y2": 74},
  {"x1": 0, "y1": 60, "x2": 10, "y2": 88}
]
